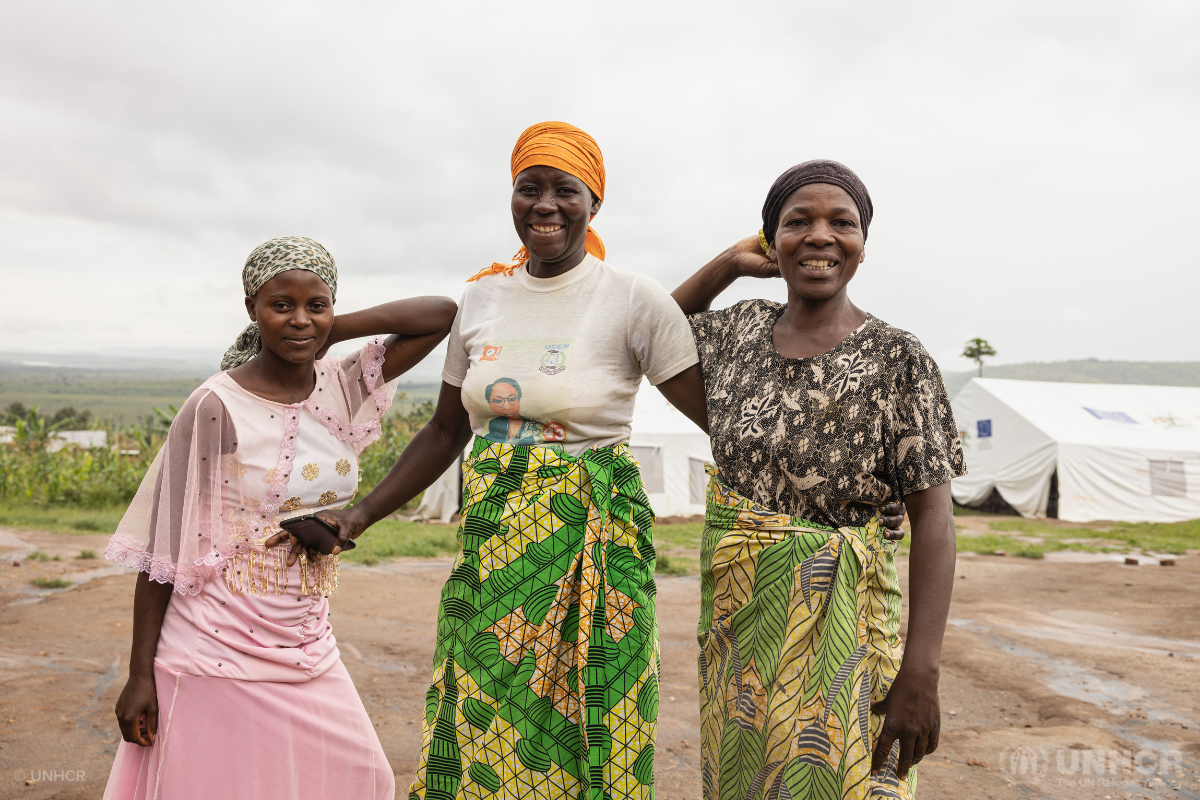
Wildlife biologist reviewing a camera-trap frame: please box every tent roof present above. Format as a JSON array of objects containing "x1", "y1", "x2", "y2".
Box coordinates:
[{"x1": 964, "y1": 378, "x2": 1200, "y2": 450}]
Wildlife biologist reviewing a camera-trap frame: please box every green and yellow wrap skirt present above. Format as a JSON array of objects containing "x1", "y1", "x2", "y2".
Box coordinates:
[
  {"x1": 698, "y1": 468, "x2": 914, "y2": 800},
  {"x1": 411, "y1": 438, "x2": 660, "y2": 800}
]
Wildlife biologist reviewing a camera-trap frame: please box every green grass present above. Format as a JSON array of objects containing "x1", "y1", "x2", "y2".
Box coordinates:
[
  {"x1": 78, "y1": 549, "x2": 97, "y2": 559},
  {"x1": 653, "y1": 521, "x2": 704, "y2": 550},
  {"x1": 0, "y1": 364, "x2": 207, "y2": 428},
  {"x1": 341, "y1": 519, "x2": 708, "y2": 572},
  {"x1": 0, "y1": 503, "x2": 126, "y2": 535},
  {"x1": 955, "y1": 532, "x2": 1047, "y2": 559},
  {"x1": 27, "y1": 550, "x2": 60, "y2": 562},
  {"x1": 655, "y1": 554, "x2": 697, "y2": 576},
  {"x1": 30, "y1": 577, "x2": 72, "y2": 589},
  {"x1": 652, "y1": 522, "x2": 704, "y2": 575},
  {"x1": 986, "y1": 518, "x2": 1198, "y2": 555},
  {"x1": 340, "y1": 520, "x2": 461, "y2": 566}
]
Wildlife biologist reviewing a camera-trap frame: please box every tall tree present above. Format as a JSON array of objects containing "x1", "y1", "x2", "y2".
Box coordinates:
[{"x1": 962, "y1": 337, "x2": 997, "y2": 377}]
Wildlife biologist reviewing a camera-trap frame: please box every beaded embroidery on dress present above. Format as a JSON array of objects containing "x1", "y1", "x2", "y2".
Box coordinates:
[{"x1": 104, "y1": 338, "x2": 396, "y2": 596}]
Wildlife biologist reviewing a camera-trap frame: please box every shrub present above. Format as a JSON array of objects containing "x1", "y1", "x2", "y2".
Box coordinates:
[
  {"x1": 0, "y1": 398, "x2": 436, "y2": 512},
  {"x1": 31, "y1": 578, "x2": 72, "y2": 589}
]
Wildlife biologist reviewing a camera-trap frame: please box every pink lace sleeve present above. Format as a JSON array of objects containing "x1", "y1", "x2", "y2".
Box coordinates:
[
  {"x1": 104, "y1": 386, "x2": 235, "y2": 595},
  {"x1": 320, "y1": 338, "x2": 396, "y2": 455}
]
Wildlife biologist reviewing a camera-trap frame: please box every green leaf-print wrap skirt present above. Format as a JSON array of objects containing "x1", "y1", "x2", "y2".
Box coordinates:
[
  {"x1": 410, "y1": 438, "x2": 660, "y2": 800},
  {"x1": 697, "y1": 467, "x2": 915, "y2": 800}
]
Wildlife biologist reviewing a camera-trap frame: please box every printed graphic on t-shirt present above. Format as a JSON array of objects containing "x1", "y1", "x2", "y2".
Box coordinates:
[
  {"x1": 470, "y1": 339, "x2": 574, "y2": 446},
  {"x1": 539, "y1": 347, "x2": 567, "y2": 375}
]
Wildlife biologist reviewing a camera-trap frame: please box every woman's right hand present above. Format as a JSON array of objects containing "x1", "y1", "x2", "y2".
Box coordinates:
[
  {"x1": 115, "y1": 673, "x2": 158, "y2": 747},
  {"x1": 672, "y1": 236, "x2": 780, "y2": 314},
  {"x1": 317, "y1": 505, "x2": 373, "y2": 556},
  {"x1": 728, "y1": 235, "x2": 780, "y2": 280}
]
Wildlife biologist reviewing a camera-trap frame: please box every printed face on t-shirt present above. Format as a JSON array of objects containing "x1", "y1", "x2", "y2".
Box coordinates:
[
  {"x1": 468, "y1": 339, "x2": 574, "y2": 447},
  {"x1": 487, "y1": 381, "x2": 521, "y2": 419}
]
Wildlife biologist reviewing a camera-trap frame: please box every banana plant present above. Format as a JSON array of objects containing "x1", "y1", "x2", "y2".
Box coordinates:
[{"x1": 12, "y1": 406, "x2": 72, "y2": 453}]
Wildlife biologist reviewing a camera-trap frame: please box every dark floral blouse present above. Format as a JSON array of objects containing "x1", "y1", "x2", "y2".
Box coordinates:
[{"x1": 689, "y1": 300, "x2": 965, "y2": 529}]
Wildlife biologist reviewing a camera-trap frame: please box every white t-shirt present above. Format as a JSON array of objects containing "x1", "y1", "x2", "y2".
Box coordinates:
[{"x1": 442, "y1": 254, "x2": 699, "y2": 455}]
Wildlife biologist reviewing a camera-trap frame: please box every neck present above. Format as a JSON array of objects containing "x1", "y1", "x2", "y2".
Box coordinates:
[
  {"x1": 240, "y1": 347, "x2": 317, "y2": 403},
  {"x1": 525, "y1": 244, "x2": 588, "y2": 279},
  {"x1": 772, "y1": 286, "x2": 868, "y2": 360},
  {"x1": 779, "y1": 286, "x2": 860, "y2": 332}
]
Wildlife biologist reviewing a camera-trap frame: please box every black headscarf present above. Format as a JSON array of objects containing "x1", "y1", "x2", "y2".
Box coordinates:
[{"x1": 761, "y1": 159, "x2": 873, "y2": 244}]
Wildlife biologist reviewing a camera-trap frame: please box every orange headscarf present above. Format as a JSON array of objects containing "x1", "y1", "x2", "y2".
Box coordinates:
[{"x1": 467, "y1": 121, "x2": 606, "y2": 282}]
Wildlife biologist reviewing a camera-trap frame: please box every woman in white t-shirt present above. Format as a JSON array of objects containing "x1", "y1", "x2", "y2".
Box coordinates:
[{"x1": 321, "y1": 121, "x2": 707, "y2": 799}]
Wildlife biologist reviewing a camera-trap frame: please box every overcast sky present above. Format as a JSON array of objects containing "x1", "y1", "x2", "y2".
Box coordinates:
[{"x1": 1, "y1": 0, "x2": 1196, "y2": 378}]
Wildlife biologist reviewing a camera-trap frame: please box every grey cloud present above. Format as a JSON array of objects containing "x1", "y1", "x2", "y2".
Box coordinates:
[{"x1": 0, "y1": 0, "x2": 1197, "y2": 368}]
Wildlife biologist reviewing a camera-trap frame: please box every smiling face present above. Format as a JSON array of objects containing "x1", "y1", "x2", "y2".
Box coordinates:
[
  {"x1": 245, "y1": 269, "x2": 335, "y2": 364},
  {"x1": 511, "y1": 166, "x2": 602, "y2": 269},
  {"x1": 487, "y1": 381, "x2": 521, "y2": 419},
  {"x1": 768, "y1": 183, "x2": 866, "y2": 302}
]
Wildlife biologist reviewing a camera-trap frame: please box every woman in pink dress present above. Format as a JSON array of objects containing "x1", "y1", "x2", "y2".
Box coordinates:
[{"x1": 102, "y1": 236, "x2": 457, "y2": 800}]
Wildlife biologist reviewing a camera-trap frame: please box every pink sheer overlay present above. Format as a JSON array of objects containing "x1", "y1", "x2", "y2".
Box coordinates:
[
  {"x1": 104, "y1": 339, "x2": 394, "y2": 595},
  {"x1": 303, "y1": 337, "x2": 391, "y2": 456}
]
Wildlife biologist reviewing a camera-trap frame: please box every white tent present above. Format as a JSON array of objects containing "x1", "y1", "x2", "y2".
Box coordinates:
[
  {"x1": 952, "y1": 378, "x2": 1200, "y2": 523},
  {"x1": 414, "y1": 451, "x2": 464, "y2": 523},
  {"x1": 414, "y1": 380, "x2": 714, "y2": 522},
  {"x1": 627, "y1": 379, "x2": 713, "y2": 518}
]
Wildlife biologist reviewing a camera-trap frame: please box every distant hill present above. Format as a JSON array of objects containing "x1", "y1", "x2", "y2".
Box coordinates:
[
  {"x1": 0, "y1": 353, "x2": 445, "y2": 427},
  {"x1": 0, "y1": 351, "x2": 217, "y2": 376},
  {"x1": 0, "y1": 354, "x2": 213, "y2": 427},
  {"x1": 943, "y1": 360, "x2": 1200, "y2": 399}
]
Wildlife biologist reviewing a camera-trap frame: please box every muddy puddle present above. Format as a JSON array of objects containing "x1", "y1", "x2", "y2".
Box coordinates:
[{"x1": 951, "y1": 615, "x2": 1197, "y2": 766}]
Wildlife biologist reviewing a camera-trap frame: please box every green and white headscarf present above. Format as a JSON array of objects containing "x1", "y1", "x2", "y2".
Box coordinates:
[{"x1": 221, "y1": 236, "x2": 339, "y2": 370}]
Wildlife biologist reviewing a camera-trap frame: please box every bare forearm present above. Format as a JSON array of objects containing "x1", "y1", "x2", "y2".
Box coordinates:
[
  {"x1": 900, "y1": 483, "x2": 956, "y2": 674},
  {"x1": 355, "y1": 416, "x2": 471, "y2": 527},
  {"x1": 671, "y1": 250, "x2": 741, "y2": 314},
  {"x1": 128, "y1": 573, "x2": 173, "y2": 679},
  {"x1": 327, "y1": 297, "x2": 457, "y2": 347}
]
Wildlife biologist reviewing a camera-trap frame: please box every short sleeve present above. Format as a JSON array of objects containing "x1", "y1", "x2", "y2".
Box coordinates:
[
  {"x1": 686, "y1": 302, "x2": 766, "y2": 391},
  {"x1": 326, "y1": 338, "x2": 398, "y2": 455},
  {"x1": 686, "y1": 307, "x2": 730, "y2": 345},
  {"x1": 441, "y1": 293, "x2": 468, "y2": 388},
  {"x1": 627, "y1": 275, "x2": 699, "y2": 385},
  {"x1": 886, "y1": 335, "x2": 967, "y2": 497}
]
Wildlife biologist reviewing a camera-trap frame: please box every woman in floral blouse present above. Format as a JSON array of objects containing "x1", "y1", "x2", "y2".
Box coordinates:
[{"x1": 673, "y1": 161, "x2": 963, "y2": 799}]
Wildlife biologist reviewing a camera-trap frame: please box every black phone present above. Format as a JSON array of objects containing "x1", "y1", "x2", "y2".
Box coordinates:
[{"x1": 279, "y1": 514, "x2": 355, "y2": 555}]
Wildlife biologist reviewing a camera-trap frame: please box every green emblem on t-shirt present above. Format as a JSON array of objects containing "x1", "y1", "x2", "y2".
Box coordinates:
[{"x1": 539, "y1": 347, "x2": 567, "y2": 375}]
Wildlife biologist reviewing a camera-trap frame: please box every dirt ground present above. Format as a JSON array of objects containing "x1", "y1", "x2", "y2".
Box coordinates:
[{"x1": 0, "y1": 524, "x2": 1197, "y2": 800}]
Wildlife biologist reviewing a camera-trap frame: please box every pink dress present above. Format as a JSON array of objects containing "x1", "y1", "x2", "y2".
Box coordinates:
[{"x1": 103, "y1": 341, "x2": 397, "y2": 800}]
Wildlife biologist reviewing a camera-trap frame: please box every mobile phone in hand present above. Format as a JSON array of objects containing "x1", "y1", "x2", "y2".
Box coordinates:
[{"x1": 279, "y1": 514, "x2": 356, "y2": 555}]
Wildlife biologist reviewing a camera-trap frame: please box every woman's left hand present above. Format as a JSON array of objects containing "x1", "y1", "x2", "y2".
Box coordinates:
[
  {"x1": 262, "y1": 530, "x2": 322, "y2": 567},
  {"x1": 880, "y1": 501, "x2": 906, "y2": 541},
  {"x1": 870, "y1": 665, "x2": 940, "y2": 780}
]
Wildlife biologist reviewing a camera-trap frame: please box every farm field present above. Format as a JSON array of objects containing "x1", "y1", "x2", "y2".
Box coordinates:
[
  {"x1": 0, "y1": 354, "x2": 442, "y2": 426},
  {"x1": 0, "y1": 516, "x2": 1197, "y2": 799},
  {"x1": 5, "y1": 352, "x2": 1199, "y2": 429}
]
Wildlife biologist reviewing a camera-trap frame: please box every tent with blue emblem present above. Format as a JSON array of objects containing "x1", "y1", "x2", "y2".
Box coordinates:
[{"x1": 952, "y1": 378, "x2": 1200, "y2": 522}]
